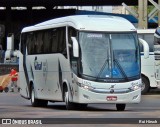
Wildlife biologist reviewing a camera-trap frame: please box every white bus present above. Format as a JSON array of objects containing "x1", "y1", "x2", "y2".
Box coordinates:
[
  {"x1": 153, "y1": 27, "x2": 160, "y2": 91},
  {"x1": 137, "y1": 29, "x2": 156, "y2": 94},
  {"x1": 19, "y1": 15, "x2": 148, "y2": 111}
]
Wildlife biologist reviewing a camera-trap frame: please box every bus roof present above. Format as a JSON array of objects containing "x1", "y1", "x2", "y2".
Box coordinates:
[
  {"x1": 22, "y1": 15, "x2": 136, "y2": 33},
  {"x1": 137, "y1": 29, "x2": 156, "y2": 34}
]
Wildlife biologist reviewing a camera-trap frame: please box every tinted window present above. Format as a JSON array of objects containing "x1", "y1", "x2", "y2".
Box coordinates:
[
  {"x1": 20, "y1": 34, "x2": 25, "y2": 54},
  {"x1": 22, "y1": 27, "x2": 66, "y2": 56},
  {"x1": 138, "y1": 33, "x2": 154, "y2": 52}
]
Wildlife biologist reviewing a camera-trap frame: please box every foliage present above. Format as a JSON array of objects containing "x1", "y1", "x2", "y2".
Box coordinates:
[{"x1": 133, "y1": 5, "x2": 156, "y2": 15}]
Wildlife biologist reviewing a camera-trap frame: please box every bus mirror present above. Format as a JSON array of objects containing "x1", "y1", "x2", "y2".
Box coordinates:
[
  {"x1": 139, "y1": 38, "x2": 149, "y2": 59},
  {"x1": 71, "y1": 37, "x2": 79, "y2": 57}
]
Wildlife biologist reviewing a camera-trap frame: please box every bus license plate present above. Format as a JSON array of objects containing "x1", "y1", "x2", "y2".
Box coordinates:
[{"x1": 106, "y1": 96, "x2": 117, "y2": 101}]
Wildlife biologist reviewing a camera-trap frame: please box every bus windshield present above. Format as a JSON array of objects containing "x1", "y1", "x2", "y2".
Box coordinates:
[{"x1": 79, "y1": 32, "x2": 140, "y2": 82}]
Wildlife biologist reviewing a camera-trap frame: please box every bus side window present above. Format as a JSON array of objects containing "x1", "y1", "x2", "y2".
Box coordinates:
[
  {"x1": 21, "y1": 34, "x2": 26, "y2": 54},
  {"x1": 139, "y1": 33, "x2": 154, "y2": 52},
  {"x1": 36, "y1": 31, "x2": 44, "y2": 54},
  {"x1": 51, "y1": 29, "x2": 58, "y2": 53},
  {"x1": 33, "y1": 34, "x2": 38, "y2": 54},
  {"x1": 144, "y1": 34, "x2": 154, "y2": 52},
  {"x1": 58, "y1": 27, "x2": 66, "y2": 57},
  {"x1": 27, "y1": 32, "x2": 34, "y2": 55},
  {"x1": 43, "y1": 31, "x2": 51, "y2": 53}
]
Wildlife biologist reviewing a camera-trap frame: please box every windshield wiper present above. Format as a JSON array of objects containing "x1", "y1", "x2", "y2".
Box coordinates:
[
  {"x1": 96, "y1": 59, "x2": 109, "y2": 80},
  {"x1": 113, "y1": 59, "x2": 128, "y2": 81}
]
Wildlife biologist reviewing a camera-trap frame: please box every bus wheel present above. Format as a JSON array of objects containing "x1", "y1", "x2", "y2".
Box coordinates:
[
  {"x1": 141, "y1": 76, "x2": 150, "y2": 95},
  {"x1": 116, "y1": 104, "x2": 126, "y2": 111},
  {"x1": 4, "y1": 87, "x2": 9, "y2": 93},
  {"x1": 64, "y1": 88, "x2": 75, "y2": 110},
  {"x1": 0, "y1": 90, "x2": 3, "y2": 93},
  {"x1": 31, "y1": 86, "x2": 48, "y2": 107}
]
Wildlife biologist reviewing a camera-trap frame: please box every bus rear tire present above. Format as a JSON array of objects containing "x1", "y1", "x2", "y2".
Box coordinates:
[
  {"x1": 116, "y1": 104, "x2": 126, "y2": 111},
  {"x1": 141, "y1": 76, "x2": 150, "y2": 95},
  {"x1": 31, "y1": 86, "x2": 48, "y2": 107}
]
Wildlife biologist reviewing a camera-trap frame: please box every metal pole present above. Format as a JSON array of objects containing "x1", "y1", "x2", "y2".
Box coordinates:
[{"x1": 138, "y1": 0, "x2": 148, "y2": 29}]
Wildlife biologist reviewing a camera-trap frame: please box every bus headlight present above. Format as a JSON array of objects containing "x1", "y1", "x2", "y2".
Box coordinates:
[
  {"x1": 132, "y1": 85, "x2": 139, "y2": 90},
  {"x1": 76, "y1": 82, "x2": 94, "y2": 90},
  {"x1": 130, "y1": 84, "x2": 140, "y2": 91},
  {"x1": 82, "y1": 84, "x2": 94, "y2": 90},
  {"x1": 129, "y1": 81, "x2": 141, "y2": 91}
]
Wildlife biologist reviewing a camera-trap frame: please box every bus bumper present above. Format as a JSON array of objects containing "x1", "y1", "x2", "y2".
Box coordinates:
[{"x1": 74, "y1": 87, "x2": 141, "y2": 104}]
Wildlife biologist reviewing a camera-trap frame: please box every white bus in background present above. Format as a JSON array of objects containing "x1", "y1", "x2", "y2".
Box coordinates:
[
  {"x1": 153, "y1": 27, "x2": 160, "y2": 93},
  {"x1": 19, "y1": 15, "x2": 149, "y2": 111},
  {"x1": 137, "y1": 29, "x2": 156, "y2": 94}
]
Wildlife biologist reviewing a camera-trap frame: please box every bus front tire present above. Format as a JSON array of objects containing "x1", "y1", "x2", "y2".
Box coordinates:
[
  {"x1": 31, "y1": 86, "x2": 48, "y2": 107},
  {"x1": 64, "y1": 88, "x2": 76, "y2": 110},
  {"x1": 116, "y1": 104, "x2": 126, "y2": 111},
  {"x1": 141, "y1": 76, "x2": 150, "y2": 95},
  {"x1": 63, "y1": 88, "x2": 87, "y2": 110}
]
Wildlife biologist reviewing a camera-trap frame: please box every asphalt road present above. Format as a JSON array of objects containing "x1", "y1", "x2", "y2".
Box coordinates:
[{"x1": 0, "y1": 91, "x2": 160, "y2": 127}]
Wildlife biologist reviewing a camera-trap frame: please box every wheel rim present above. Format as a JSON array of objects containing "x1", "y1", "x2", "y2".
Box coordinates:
[
  {"x1": 31, "y1": 88, "x2": 35, "y2": 104},
  {"x1": 65, "y1": 91, "x2": 69, "y2": 106},
  {"x1": 141, "y1": 81, "x2": 145, "y2": 91}
]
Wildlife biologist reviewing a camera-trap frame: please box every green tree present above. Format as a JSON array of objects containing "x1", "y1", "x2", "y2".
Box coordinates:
[{"x1": 133, "y1": 5, "x2": 156, "y2": 16}]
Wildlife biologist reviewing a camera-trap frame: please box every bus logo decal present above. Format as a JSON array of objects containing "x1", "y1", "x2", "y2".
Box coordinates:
[
  {"x1": 34, "y1": 60, "x2": 42, "y2": 70},
  {"x1": 109, "y1": 84, "x2": 116, "y2": 89}
]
